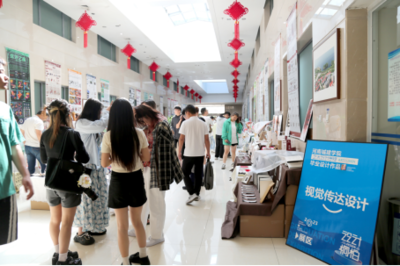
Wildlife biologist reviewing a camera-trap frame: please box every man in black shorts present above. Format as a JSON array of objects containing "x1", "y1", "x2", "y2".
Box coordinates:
[
  {"x1": 0, "y1": 57, "x2": 34, "y2": 246},
  {"x1": 170, "y1": 106, "x2": 183, "y2": 149}
]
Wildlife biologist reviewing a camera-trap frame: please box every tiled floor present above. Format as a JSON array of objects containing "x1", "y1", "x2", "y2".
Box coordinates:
[{"x1": 0, "y1": 155, "x2": 325, "y2": 265}]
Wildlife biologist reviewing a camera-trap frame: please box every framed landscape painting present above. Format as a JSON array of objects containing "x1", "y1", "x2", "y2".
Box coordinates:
[{"x1": 313, "y1": 28, "x2": 340, "y2": 103}]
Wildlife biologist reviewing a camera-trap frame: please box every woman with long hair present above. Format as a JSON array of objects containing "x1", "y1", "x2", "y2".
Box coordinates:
[
  {"x1": 130, "y1": 104, "x2": 184, "y2": 248},
  {"x1": 72, "y1": 98, "x2": 111, "y2": 245},
  {"x1": 101, "y1": 98, "x2": 151, "y2": 265},
  {"x1": 40, "y1": 99, "x2": 89, "y2": 265},
  {"x1": 221, "y1": 112, "x2": 243, "y2": 171}
]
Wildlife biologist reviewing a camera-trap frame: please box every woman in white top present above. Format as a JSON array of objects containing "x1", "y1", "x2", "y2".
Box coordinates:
[
  {"x1": 73, "y1": 98, "x2": 110, "y2": 246},
  {"x1": 101, "y1": 98, "x2": 151, "y2": 265}
]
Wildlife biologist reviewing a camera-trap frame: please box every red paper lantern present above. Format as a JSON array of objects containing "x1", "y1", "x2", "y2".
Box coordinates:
[
  {"x1": 194, "y1": 92, "x2": 199, "y2": 102},
  {"x1": 190, "y1": 89, "x2": 195, "y2": 100},
  {"x1": 183, "y1": 85, "x2": 189, "y2": 97},
  {"x1": 149, "y1": 62, "x2": 159, "y2": 82},
  {"x1": 230, "y1": 52, "x2": 242, "y2": 68},
  {"x1": 232, "y1": 79, "x2": 239, "y2": 85},
  {"x1": 163, "y1": 72, "x2": 172, "y2": 88},
  {"x1": 231, "y1": 69, "x2": 240, "y2": 78},
  {"x1": 199, "y1": 95, "x2": 202, "y2": 103},
  {"x1": 224, "y1": 1, "x2": 249, "y2": 21},
  {"x1": 76, "y1": 11, "x2": 97, "y2": 48},
  {"x1": 121, "y1": 43, "x2": 136, "y2": 69},
  {"x1": 228, "y1": 38, "x2": 245, "y2": 51}
]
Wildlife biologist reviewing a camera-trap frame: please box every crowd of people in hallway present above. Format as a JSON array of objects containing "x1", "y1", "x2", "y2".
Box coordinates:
[{"x1": 0, "y1": 57, "x2": 245, "y2": 265}]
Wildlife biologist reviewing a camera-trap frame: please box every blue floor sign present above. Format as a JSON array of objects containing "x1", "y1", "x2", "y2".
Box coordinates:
[{"x1": 286, "y1": 140, "x2": 388, "y2": 265}]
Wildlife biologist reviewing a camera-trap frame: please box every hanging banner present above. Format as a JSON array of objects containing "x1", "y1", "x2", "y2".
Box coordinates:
[
  {"x1": 274, "y1": 38, "x2": 281, "y2": 113},
  {"x1": 86, "y1": 74, "x2": 97, "y2": 100},
  {"x1": 388, "y1": 47, "x2": 400, "y2": 121},
  {"x1": 100, "y1": 79, "x2": 110, "y2": 107},
  {"x1": 286, "y1": 5, "x2": 301, "y2": 137},
  {"x1": 136, "y1": 89, "x2": 141, "y2": 105},
  {"x1": 6, "y1": 48, "x2": 31, "y2": 124},
  {"x1": 287, "y1": 140, "x2": 388, "y2": 265},
  {"x1": 68, "y1": 69, "x2": 82, "y2": 113},
  {"x1": 160, "y1": 96, "x2": 164, "y2": 115},
  {"x1": 128, "y1": 87, "x2": 135, "y2": 106},
  {"x1": 264, "y1": 59, "x2": 269, "y2": 121},
  {"x1": 148, "y1": 93, "x2": 154, "y2": 100},
  {"x1": 45, "y1": 60, "x2": 61, "y2": 105}
]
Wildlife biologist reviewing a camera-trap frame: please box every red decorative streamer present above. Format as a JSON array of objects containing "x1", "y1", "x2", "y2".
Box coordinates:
[
  {"x1": 149, "y1": 62, "x2": 159, "y2": 82},
  {"x1": 76, "y1": 11, "x2": 97, "y2": 48},
  {"x1": 164, "y1": 72, "x2": 172, "y2": 88},
  {"x1": 121, "y1": 43, "x2": 136, "y2": 69},
  {"x1": 234, "y1": 20, "x2": 239, "y2": 39}
]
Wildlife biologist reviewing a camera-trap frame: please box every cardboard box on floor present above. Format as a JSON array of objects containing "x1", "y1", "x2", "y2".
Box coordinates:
[
  {"x1": 31, "y1": 201, "x2": 50, "y2": 210},
  {"x1": 285, "y1": 205, "x2": 294, "y2": 238},
  {"x1": 240, "y1": 204, "x2": 284, "y2": 238}
]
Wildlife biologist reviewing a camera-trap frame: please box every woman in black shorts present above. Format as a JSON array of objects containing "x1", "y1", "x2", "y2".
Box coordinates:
[
  {"x1": 40, "y1": 99, "x2": 89, "y2": 265},
  {"x1": 101, "y1": 98, "x2": 151, "y2": 265}
]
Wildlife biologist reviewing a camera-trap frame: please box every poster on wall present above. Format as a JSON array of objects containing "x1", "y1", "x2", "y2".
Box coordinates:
[
  {"x1": 160, "y1": 96, "x2": 164, "y2": 115},
  {"x1": 388, "y1": 47, "x2": 400, "y2": 121},
  {"x1": 68, "y1": 69, "x2": 82, "y2": 113},
  {"x1": 128, "y1": 87, "x2": 135, "y2": 106},
  {"x1": 286, "y1": 5, "x2": 297, "y2": 61},
  {"x1": 286, "y1": 140, "x2": 388, "y2": 265},
  {"x1": 86, "y1": 74, "x2": 97, "y2": 100},
  {"x1": 6, "y1": 48, "x2": 31, "y2": 124},
  {"x1": 274, "y1": 38, "x2": 281, "y2": 113},
  {"x1": 264, "y1": 59, "x2": 269, "y2": 121},
  {"x1": 313, "y1": 29, "x2": 340, "y2": 103},
  {"x1": 148, "y1": 93, "x2": 154, "y2": 100},
  {"x1": 45, "y1": 60, "x2": 61, "y2": 105},
  {"x1": 300, "y1": 99, "x2": 313, "y2": 141},
  {"x1": 136, "y1": 89, "x2": 141, "y2": 105},
  {"x1": 100, "y1": 79, "x2": 110, "y2": 107}
]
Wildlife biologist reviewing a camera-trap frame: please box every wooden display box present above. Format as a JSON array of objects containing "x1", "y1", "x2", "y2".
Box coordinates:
[
  {"x1": 31, "y1": 201, "x2": 50, "y2": 211},
  {"x1": 240, "y1": 204, "x2": 284, "y2": 238},
  {"x1": 285, "y1": 205, "x2": 295, "y2": 238},
  {"x1": 285, "y1": 185, "x2": 298, "y2": 206}
]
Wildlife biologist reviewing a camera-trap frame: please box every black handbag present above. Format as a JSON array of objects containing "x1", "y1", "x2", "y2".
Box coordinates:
[{"x1": 45, "y1": 129, "x2": 91, "y2": 194}]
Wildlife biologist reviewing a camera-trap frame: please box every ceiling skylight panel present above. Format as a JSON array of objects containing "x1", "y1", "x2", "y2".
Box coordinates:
[
  {"x1": 183, "y1": 11, "x2": 197, "y2": 22},
  {"x1": 165, "y1": 5, "x2": 179, "y2": 14},
  {"x1": 193, "y1": 3, "x2": 206, "y2": 11},
  {"x1": 170, "y1": 13, "x2": 185, "y2": 25},
  {"x1": 320, "y1": 8, "x2": 338, "y2": 16},
  {"x1": 179, "y1": 4, "x2": 194, "y2": 13},
  {"x1": 329, "y1": 0, "x2": 346, "y2": 6}
]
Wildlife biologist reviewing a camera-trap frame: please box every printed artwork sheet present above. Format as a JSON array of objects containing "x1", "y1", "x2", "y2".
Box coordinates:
[
  {"x1": 68, "y1": 69, "x2": 82, "y2": 113},
  {"x1": 45, "y1": 60, "x2": 61, "y2": 104},
  {"x1": 100, "y1": 79, "x2": 110, "y2": 107},
  {"x1": 86, "y1": 74, "x2": 97, "y2": 100}
]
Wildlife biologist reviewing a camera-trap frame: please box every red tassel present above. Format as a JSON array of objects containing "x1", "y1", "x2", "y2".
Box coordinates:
[
  {"x1": 84, "y1": 31, "x2": 88, "y2": 48},
  {"x1": 153, "y1": 72, "x2": 155, "y2": 81},
  {"x1": 235, "y1": 21, "x2": 239, "y2": 39},
  {"x1": 167, "y1": 80, "x2": 169, "y2": 88},
  {"x1": 127, "y1": 57, "x2": 130, "y2": 69}
]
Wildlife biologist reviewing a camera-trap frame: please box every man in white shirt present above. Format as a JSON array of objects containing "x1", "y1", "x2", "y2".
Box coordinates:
[
  {"x1": 200, "y1": 107, "x2": 213, "y2": 133},
  {"x1": 178, "y1": 105, "x2": 210, "y2": 204},
  {"x1": 20, "y1": 109, "x2": 48, "y2": 175},
  {"x1": 215, "y1": 112, "x2": 230, "y2": 160}
]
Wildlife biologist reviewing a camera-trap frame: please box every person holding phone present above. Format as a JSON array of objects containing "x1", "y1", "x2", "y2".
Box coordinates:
[{"x1": 221, "y1": 112, "x2": 243, "y2": 171}]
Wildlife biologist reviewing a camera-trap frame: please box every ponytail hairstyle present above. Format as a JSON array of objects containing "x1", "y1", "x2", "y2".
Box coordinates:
[
  {"x1": 107, "y1": 98, "x2": 140, "y2": 171},
  {"x1": 47, "y1": 99, "x2": 72, "y2": 148}
]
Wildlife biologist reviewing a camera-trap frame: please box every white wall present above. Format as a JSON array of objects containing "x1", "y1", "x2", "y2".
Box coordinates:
[{"x1": 0, "y1": 0, "x2": 194, "y2": 114}]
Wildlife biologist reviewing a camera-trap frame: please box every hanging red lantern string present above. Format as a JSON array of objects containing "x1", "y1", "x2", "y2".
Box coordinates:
[
  {"x1": 230, "y1": 52, "x2": 242, "y2": 68},
  {"x1": 199, "y1": 95, "x2": 202, "y2": 103},
  {"x1": 163, "y1": 71, "x2": 172, "y2": 88},
  {"x1": 76, "y1": 11, "x2": 97, "y2": 48},
  {"x1": 232, "y1": 79, "x2": 240, "y2": 85},
  {"x1": 149, "y1": 61, "x2": 159, "y2": 82},
  {"x1": 121, "y1": 43, "x2": 136, "y2": 69},
  {"x1": 183, "y1": 85, "x2": 190, "y2": 97},
  {"x1": 231, "y1": 69, "x2": 240, "y2": 79}
]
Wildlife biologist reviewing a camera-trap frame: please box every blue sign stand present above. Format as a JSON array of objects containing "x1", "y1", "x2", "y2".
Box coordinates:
[{"x1": 286, "y1": 140, "x2": 388, "y2": 265}]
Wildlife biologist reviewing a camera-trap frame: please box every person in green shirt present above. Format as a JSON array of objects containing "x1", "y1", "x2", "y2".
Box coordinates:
[
  {"x1": 221, "y1": 112, "x2": 243, "y2": 171},
  {"x1": 0, "y1": 57, "x2": 34, "y2": 246}
]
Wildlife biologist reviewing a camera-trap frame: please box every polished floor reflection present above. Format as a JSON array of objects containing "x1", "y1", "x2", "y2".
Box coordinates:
[{"x1": 0, "y1": 156, "x2": 325, "y2": 265}]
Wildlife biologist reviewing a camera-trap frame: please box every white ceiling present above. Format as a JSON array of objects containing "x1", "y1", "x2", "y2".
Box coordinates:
[{"x1": 44, "y1": 0, "x2": 265, "y2": 101}]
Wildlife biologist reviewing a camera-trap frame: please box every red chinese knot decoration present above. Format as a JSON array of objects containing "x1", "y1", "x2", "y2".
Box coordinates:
[
  {"x1": 232, "y1": 79, "x2": 239, "y2": 85},
  {"x1": 231, "y1": 69, "x2": 240, "y2": 78},
  {"x1": 163, "y1": 72, "x2": 172, "y2": 88},
  {"x1": 121, "y1": 43, "x2": 136, "y2": 69},
  {"x1": 230, "y1": 53, "x2": 242, "y2": 68},
  {"x1": 190, "y1": 89, "x2": 195, "y2": 100},
  {"x1": 76, "y1": 11, "x2": 97, "y2": 48},
  {"x1": 228, "y1": 38, "x2": 245, "y2": 51},
  {"x1": 149, "y1": 62, "x2": 159, "y2": 82},
  {"x1": 194, "y1": 92, "x2": 199, "y2": 102},
  {"x1": 199, "y1": 95, "x2": 202, "y2": 103},
  {"x1": 224, "y1": 1, "x2": 249, "y2": 20},
  {"x1": 183, "y1": 85, "x2": 189, "y2": 97}
]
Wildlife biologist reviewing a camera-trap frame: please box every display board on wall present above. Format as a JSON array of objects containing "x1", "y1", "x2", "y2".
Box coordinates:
[
  {"x1": 287, "y1": 140, "x2": 388, "y2": 265},
  {"x1": 86, "y1": 74, "x2": 97, "y2": 100},
  {"x1": 68, "y1": 69, "x2": 82, "y2": 113},
  {"x1": 128, "y1": 87, "x2": 135, "y2": 106},
  {"x1": 6, "y1": 48, "x2": 31, "y2": 124},
  {"x1": 45, "y1": 60, "x2": 61, "y2": 105},
  {"x1": 388, "y1": 47, "x2": 400, "y2": 121},
  {"x1": 100, "y1": 79, "x2": 110, "y2": 106},
  {"x1": 274, "y1": 38, "x2": 281, "y2": 113},
  {"x1": 136, "y1": 89, "x2": 141, "y2": 105}
]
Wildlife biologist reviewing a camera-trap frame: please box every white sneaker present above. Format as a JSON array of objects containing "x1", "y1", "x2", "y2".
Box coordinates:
[
  {"x1": 146, "y1": 236, "x2": 165, "y2": 247},
  {"x1": 222, "y1": 164, "x2": 226, "y2": 169},
  {"x1": 186, "y1": 194, "x2": 198, "y2": 205},
  {"x1": 195, "y1": 195, "x2": 201, "y2": 201},
  {"x1": 128, "y1": 229, "x2": 136, "y2": 237}
]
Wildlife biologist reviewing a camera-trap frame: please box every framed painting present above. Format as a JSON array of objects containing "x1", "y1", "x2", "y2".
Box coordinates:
[{"x1": 313, "y1": 28, "x2": 340, "y2": 103}]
